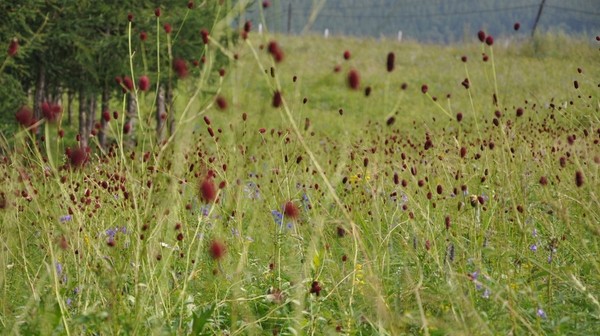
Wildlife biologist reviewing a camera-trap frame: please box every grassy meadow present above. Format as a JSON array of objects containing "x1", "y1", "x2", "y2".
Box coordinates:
[{"x1": 1, "y1": 28, "x2": 599, "y2": 335}]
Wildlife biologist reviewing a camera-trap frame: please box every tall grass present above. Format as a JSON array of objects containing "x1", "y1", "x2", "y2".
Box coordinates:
[{"x1": 1, "y1": 9, "x2": 599, "y2": 335}]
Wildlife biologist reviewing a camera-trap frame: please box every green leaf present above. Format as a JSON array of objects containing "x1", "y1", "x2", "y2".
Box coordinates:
[{"x1": 192, "y1": 304, "x2": 215, "y2": 335}]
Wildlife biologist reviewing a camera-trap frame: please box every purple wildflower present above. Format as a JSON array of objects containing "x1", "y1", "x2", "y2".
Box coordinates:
[
  {"x1": 56, "y1": 262, "x2": 63, "y2": 275},
  {"x1": 482, "y1": 289, "x2": 490, "y2": 299},
  {"x1": 537, "y1": 308, "x2": 546, "y2": 319},
  {"x1": 271, "y1": 210, "x2": 283, "y2": 226}
]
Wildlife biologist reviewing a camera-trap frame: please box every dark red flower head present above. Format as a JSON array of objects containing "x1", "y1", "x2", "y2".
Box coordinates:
[
  {"x1": 477, "y1": 30, "x2": 486, "y2": 42},
  {"x1": 336, "y1": 226, "x2": 346, "y2": 237},
  {"x1": 347, "y1": 69, "x2": 360, "y2": 90},
  {"x1": 485, "y1": 35, "x2": 494, "y2": 46},
  {"x1": 421, "y1": 84, "x2": 429, "y2": 94},
  {"x1": 164, "y1": 23, "x2": 172, "y2": 34},
  {"x1": 283, "y1": 201, "x2": 300, "y2": 220},
  {"x1": 8, "y1": 38, "x2": 19, "y2": 57},
  {"x1": 200, "y1": 178, "x2": 217, "y2": 203},
  {"x1": 244, "y1": 20, "x2": 252, "y2": 33},
  {"x1": 69, "y1": 147, "x2": 88, "y2": 168},
  {"x1": 42, "y1": 102, "x2": 62, "y2": 123},
  {"x1": 516, "y1": 107, "x2": 524, "y2": 117},
  {"x1": 267, "y1": 41, "x2": 284, "y2": 62},
  {"x1": 514, "y1": 22, "x2": 520, "y2": 31},
  {"x1": 155, "y1": 7, "x2": 161, "y2": 17},
  {"x1": 343, "y1": 50, "x2": 351, "y2": 60},
  {"x1": 310, "y1": 281, "x2": 322, "y2": 295},
  {"x1": 139, "y1": 75, "x2": 150, "y2": 91},
  {"x1": 262, "y1": 1, "x2": 271, "y2": 8},
  {"x1": 140, "y1": 31, "x2": 148, "y2": 41},
  {"x1": 386, "y1": 52, "x2": 395, "y2": 72},
  {"x1": 122, "y1": 76, "x2": 134, "y2": 91},
  {"x1": 272, "y1": 90, "x2": 282, "y2": 108},
  {"x1": 575, "y1": 171, "x2": 584, "y2": 187},
  {"x1": 15, "y1": 106, "x2": 33, "y2": 127},
  {"x1": 200, "y1": 29, "x2": 210, "y2": 44},
  {"x1": 208, "y1": 239, "x2": 226, "y2": 260},
  {"x1": 173, "y1": 58, "x2": 188, "y2": 78},
  {"x1": 0, "y1": 192, "x2": 6, "y2": 210},
  {"x1": 215, "y1": 96, "x2": 228, "y2": 110}
]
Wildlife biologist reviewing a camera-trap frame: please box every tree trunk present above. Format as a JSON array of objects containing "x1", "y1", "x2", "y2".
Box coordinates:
[
  {"x1": 98, "y1": 88, "x2": 110, "y2": 150},
  {"x1": 166, "y1": 82, "x2": 175, "y2": 136},
  {"x1": 87, "y1": 94, "x2": 96, "y2": 146},
  {"x1": 156, "y1": 84, "x2": 166, "y2": 143},
  {"x1": 78, "y1": 90, "x2": 89, "y2": 149},
  {"x1": 126, "y1": 92, "x2": 137, "y2": 147},
  {"x1": 67, "y1": 90, "x2": 74, "y2": 126},
  {"x1": 34, "y1": 65, "x2": 45, "y2": 136}
]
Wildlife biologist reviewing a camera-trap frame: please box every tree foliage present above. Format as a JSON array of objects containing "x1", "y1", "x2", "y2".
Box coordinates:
[{"x1": 1, "y1": 0, "x2": 231, "y2": 146}]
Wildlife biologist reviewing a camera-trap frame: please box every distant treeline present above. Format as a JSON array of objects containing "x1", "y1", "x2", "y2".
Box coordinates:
[{"x1": 242, "y1": 0, "x2": 600, "y2": 42}]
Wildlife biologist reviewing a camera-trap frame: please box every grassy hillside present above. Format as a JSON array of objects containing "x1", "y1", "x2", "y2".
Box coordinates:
[{"x1": 0, "y1": 31, "x2": 598, "y2": 335}]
